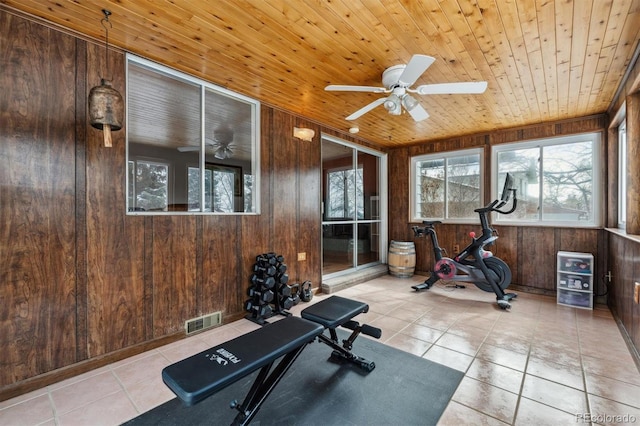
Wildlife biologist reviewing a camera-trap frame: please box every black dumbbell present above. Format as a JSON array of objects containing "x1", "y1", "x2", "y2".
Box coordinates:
[
  {"x1": 276, "y1": 273, "x2": 289, "y2": 285},
  {"x1": 279, "y1": 295, "x2": 295, "y2": 310},
  {"x1": 279, "y1": 284, "x2": 293, "y2": 297},
  {"x1": 250, "y1": 274, "x2": 276, "y2": 289},
  {"x1": 244, "y1": 299, "x2": 273, "y2": 317},
  {"x1": 247, "y1": 287, "x2": 275, "y2": 303},
  {"x1": 256, "y1": 253, "x2": 277, "y2": 265},
  {"x1": 253, "y1": 264, "x2": 277, "y2": 276},
  {"x1": 275, "y1": 263, "x2": 287, "y2": 274}
]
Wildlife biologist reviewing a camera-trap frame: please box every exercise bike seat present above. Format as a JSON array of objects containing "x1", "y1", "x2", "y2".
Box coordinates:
[{"x1": 421, "y1": 220, "x2": 441, "y2": 226}]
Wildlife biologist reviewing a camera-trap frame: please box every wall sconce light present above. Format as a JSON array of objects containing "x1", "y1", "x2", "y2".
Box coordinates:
[
  {"x1": 88, "y1": 9, "x2": 124, "y2": 148},
  {"x1": 293, "y1": 127, "x2": 315, "y2": 142}
]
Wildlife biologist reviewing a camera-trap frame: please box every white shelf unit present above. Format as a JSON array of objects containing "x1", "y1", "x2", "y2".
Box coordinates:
[{"x1": 557, "y1": 251, "x2": 594, "y2": 309}]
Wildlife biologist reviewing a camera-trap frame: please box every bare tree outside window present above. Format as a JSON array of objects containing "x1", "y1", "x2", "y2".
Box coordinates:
[
  {"x1": 327, "y1": 168, "x2": 364, "y2": 219},
  {"x1": 413, "y1": 150, "x2": 481, "y2": 220},
  {"x1": 495, "y1": 134, "x2": 599, "y2": 225},
  {"x1": 447, "y1": 156, "x2": 481, "y2": 217},
  {"x1": 542, "y1": 142, "x2": 593, "y2": 221},
  {"x1": 131, "y1": 160, "x2": 168, "y2": 211}
]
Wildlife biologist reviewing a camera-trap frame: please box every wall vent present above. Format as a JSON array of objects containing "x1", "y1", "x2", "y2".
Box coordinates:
[{"x1": 185, "y1": 311, "x2": 222, "y2": 335}]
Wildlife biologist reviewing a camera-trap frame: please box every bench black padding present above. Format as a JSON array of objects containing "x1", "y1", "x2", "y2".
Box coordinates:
[
  {"x1": 300, "y1": 295, "x2": 369, "y2": 329},
  {"x1": 162, "y1": 316, "x2": 323, "y2": 425},
  {"x1": 301, "y1": 295, "x2": 381, "y2": 372}
]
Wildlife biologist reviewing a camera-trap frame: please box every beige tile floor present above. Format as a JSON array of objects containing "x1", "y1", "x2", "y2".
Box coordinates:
[{"x1": 1, "y1": 274, "x2": 639, "y2": 425}]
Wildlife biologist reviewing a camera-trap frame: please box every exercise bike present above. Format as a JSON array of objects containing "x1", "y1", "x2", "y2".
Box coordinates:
[{"x1": 411, "y1": 173, "x2": 518, "y2": 309}]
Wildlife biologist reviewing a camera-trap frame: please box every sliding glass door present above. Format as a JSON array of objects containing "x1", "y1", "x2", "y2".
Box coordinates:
[{"x1": 321, "y1": 136, "x2": 386, "y2": 278}]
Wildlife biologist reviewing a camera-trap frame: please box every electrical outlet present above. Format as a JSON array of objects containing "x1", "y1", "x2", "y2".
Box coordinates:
[
  {"x1": 453, "y1": 244, "x2": 460, "y2": 253},
  {"x1": 297, "y1": 252, "x2": 307, "y2": 261},
  {"x1": 635, "y1": 282, "x2": 640, "y2": 304}
]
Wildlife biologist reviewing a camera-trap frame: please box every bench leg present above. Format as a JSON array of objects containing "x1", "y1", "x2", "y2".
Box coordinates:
[
  {"x1": 230, "y1": 343, "x2": 309, "y2": 426},
  {"x1": 317, "y1": 327, "x2": 377, "y2": 372}
]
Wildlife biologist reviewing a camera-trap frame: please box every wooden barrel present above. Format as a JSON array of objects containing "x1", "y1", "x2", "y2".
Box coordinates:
[{"x1": 388, "y1": 241, "x2": 416, "y2": 278}]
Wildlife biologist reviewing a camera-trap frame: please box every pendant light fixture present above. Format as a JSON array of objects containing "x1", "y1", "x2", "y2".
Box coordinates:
[{"x1": 88, "y1": 9, "x2": 124, "y2": 148}]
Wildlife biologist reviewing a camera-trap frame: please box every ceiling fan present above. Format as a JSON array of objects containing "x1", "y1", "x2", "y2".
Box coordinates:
[
  {"x1": 325, "y1": 54, "x2": 487, "y2": 122},
  {"x1": 177, "y1": 128, "x2": 236, "y2": 159}
]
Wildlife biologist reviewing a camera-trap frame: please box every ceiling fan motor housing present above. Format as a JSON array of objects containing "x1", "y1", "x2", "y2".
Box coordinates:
[{"x1": 382, "y1": 65, "x2": 407, "y2": 89}]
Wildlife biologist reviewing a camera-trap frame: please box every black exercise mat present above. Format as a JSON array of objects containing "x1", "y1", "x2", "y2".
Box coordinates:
[{"x1": 124, "y1": 329, "x2": 464, "y2": 426}]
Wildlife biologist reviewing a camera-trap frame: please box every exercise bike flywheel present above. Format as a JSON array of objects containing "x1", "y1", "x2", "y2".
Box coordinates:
[
  {"x1": 434, "y1": 258, "x2": 456, "y2": 279},
  {"x1": 474, "y1": 257, "x2": 512, "y2": 292}
]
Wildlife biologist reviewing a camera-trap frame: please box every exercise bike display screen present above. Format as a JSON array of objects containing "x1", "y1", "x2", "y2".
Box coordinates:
[{"x1": 500, "y1": 173, "x2": 514, "y2": 203}]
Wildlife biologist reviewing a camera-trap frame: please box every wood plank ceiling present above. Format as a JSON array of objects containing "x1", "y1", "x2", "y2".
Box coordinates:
[{"x1": 2, "y1": 0, "x2": 639, "y2": 148}]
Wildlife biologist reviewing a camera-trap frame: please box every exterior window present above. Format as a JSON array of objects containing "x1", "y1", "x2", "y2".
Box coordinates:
[
  {"x1": 326, "y1": 167, "x2": 364, "y2": 219},
  {"x1": 493, "y1": 132, "x2": 601, "y2": 226},
  {"x1": 618, "y1": 120, "x2": 627, "y2": 228},
  {"x1": 188, "y1": 164, "x2": 244, "y2": 212},
  {"x1": 126, "y1": 55, "x2": 260, "y2": 214},
  {"x1": 128, "y1": 159, "x2": 169, "y2": 211},
  {"x1": 410, "y1": 149, "x2": 482, "y2": 222}
]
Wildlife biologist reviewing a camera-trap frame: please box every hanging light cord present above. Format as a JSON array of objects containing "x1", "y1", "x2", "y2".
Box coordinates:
[{"x1": 101, "y1": 9, "x2": 112, "y2": 81}]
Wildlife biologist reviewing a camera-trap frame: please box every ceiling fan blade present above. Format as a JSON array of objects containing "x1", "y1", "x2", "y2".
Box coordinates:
[
  {"x1": 177, "y1": 146, "x2": 201, "y2": 152},
  {"x1": 177, "y1": 142, "x2": 215, "y2": 152},
  {"x1": 325, "y1": 84, "x2": 387, "y2": 93},
  {"x1": 415, "y1": 81, "x2": 488, "y2": 95},
  {"x1": 398, "y1": 55, "x2": 435, "y2": 87},
  {"x1": 407, "y1": 103, "x2": 429, "y2": 122},
  {"x1": 345, "y1": 97, "x2": 388, "y2": 120}
]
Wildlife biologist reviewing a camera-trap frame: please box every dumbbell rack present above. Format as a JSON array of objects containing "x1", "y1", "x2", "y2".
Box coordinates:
[{"x1": 245, "y1": 252, "x2": 295, "y2": 325}]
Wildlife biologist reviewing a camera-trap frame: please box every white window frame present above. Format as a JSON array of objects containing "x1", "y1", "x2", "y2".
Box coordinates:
[
  {"x1": 492, "y1": 132, "x2": 602, "y2": 227},
  {"x1": 410, "y1": 148, "x2": 484, "y2": 223},
  {"x1": 125, "y1": 54, "x2": 261, "y2": 215},
  {"x1": 618, "y1": 119, "x2": 627, "y2": 229}
]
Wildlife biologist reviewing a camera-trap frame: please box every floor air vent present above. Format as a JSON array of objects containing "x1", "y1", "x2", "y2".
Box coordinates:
[{"x1": 185, "y1": 311, "x2": 222, "y2": 335}]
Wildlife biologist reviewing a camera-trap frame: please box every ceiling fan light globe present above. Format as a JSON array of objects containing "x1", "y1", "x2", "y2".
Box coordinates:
[
  {"x1": 383, "y1": 100, "x2": 395, "y2": 111},
  {"x1": 402, "y1": 94, "x2": 420, "y2": 111},
  {"x1": 215, "y1": 146, "x2": 232, "y2": 159},
  {"x1": 383, "y1": 94, "x2": 400, "y2": 112}
]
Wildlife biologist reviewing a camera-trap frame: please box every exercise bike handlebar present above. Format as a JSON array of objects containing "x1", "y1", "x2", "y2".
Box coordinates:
[
  {"x1": 494, "y1": 189, "x2": 518, "y2": 215},
  {"x1": 474, "y1": 189, "x2": 518, "y2": 215},
  {"x1": 412, "y1": 189, "x2": 517, "y2": 239}
]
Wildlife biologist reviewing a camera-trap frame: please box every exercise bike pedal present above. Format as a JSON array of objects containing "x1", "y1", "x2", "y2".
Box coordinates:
[
  {"x1": 496, "y1": 299, "x2": 511, "y2": 310},
  {"x1": 412, "y1": 282, "x2": 431, "y2": 291}
]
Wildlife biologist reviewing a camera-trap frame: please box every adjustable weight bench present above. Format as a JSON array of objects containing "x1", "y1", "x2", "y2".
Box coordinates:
[
  {"x1": 162, "y1": 316, "x2": 323, "y2": 426},
  {"x1": 162, "y1": 295, "x2": 381, "y2": 425}
]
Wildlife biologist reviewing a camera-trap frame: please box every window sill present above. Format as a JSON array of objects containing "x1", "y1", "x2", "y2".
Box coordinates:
[{"x1": 605, "y1": 227, "x2": 640, "y2": 244}]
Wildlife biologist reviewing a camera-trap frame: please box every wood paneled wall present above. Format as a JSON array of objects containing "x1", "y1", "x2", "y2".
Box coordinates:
[
  {"x1": 607, "y1": 233, "x2": 640, "y2": 360},
  {"x1": 388, "y1": 115, "x2": 608, "y2": 296},
  {"x1": 0, "y1": 10, "x2": 323, "y2": 400},
  {"x1": 606, "y1": 45, "x2": 640, "y2": 363},
  {"x1": 1, "y1": 11, "x2": 79, "y2": 384}
]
